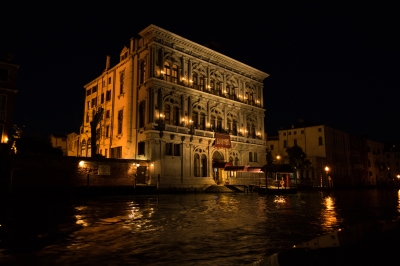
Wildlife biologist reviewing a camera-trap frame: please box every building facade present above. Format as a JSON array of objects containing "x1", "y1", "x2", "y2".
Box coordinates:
[
  {"x1": 267, "y1": 121, "x2": 394, "y2": 188},
  {"x1": 79, "y1": 25, "x2": 269, "y2": 189}
]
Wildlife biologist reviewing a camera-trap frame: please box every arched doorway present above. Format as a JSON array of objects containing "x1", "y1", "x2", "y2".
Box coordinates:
[{"x1": 212, "y1": 151, "x2": 225, "y2": 184}]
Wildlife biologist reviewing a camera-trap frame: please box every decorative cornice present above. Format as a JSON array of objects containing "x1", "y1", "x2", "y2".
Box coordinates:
[{"x1": 139, "y1": 25, "x2": 269, "y2": 82}]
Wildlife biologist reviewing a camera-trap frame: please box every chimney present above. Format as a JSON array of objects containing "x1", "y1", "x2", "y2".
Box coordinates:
[
  {"x1": 106, "y1": 55, "x2": 110, "y2": 70},
  {"x1": 130, "y1": 38, "x2": 134, "y2": 54}
]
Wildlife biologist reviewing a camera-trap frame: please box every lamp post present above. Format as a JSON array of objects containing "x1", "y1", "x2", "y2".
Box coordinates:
[
  {"x1": 397, "y1": 174, "x2": 400, "y2": 188},
  {"x1": 276, "y1": 155, "x2": 281, "y2": 164},
  {"x1": 325, "y1": 166, "x2": 330, "y2": 188}
]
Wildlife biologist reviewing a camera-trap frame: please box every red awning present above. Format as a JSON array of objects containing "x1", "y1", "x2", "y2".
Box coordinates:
[
  {"x1": 213, "y1": 162, "x2": 232, "y2": 168},
  {"x1": 247, "y1": 167, "x2": 263, "y2": 172},
  {"x1": 224, "y1": 166, "x2": 247, "y2": 171}
]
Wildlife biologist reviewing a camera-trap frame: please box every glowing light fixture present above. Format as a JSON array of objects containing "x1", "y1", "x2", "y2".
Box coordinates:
[{"x1": 79, "y1": 161, "x2": 85, "y2": 167}]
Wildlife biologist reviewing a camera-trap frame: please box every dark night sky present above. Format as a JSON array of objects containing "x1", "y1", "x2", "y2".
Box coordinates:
[{"x1": 2, "y1": 2, "x2": 400, "y2": 142}]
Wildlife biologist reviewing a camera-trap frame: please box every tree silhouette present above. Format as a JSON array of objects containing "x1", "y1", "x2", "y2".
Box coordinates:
[{"x1": 286, "y1": 146, "x2": 312, "y2": 179}]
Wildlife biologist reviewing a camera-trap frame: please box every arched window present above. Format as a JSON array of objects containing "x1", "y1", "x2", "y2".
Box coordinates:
[
  {"x1": 210, "y1": 115, "x2": 216, "y2": 131},
  {"x1": 164, "y1": 62, "x2": 171, "y2": 82},
  {"x1": 216, "y1": 82, "x2": 221, "y2": 95},
  {"x1": 249, "y1": 152, "x2": 253, "y2": 162},
  {"x1": 199, "y1": 113, "x2": 206, "y2": 130},
  {"x1": 251, "y1": 124, "x2": 256, "y2": 138},
  {"x1": 172, "y1": 106, "x2": 179, "y2": 126},
  {"x1": 194, "y1": 154, "x2": 200, "y2": 177},
  {"x1": 192, "y1": 73, "x2": 198, "y2": 89},
  {"x1": 254, "y1": 152, "x2": 258, "y2": 162},
  {"x1": 140, "y1": 60, "x2": 146, "y2": 84},
  {"x1": 216, "y1": 117, "x2": 222, "y2": 133},
  {"x1": 192, "y1": 111, "x2": 199, "y2": 129},
  {"x1": 81, "y1": 139, "x2": 86, "y2": 156},
  {"x1": 227, "y1": 118, "x2": 232, "y2": 133},
  {"x1": 164, "y1": 104, "x2": 171, "y2": 125},
  {"x1": 172, "y1": 64, "x2": 178, "y2": 83},
  {"x1": 210, "y1": 79, "x2": 215, "y2": 94},
  {"x1": 201, "y1": 154, "x2": 207, "y2": 177},
  {"x1": 199, "y1": 75, "x2": 205, "y2": 91}
]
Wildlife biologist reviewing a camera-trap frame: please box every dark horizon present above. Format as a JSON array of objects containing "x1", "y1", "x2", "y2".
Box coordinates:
[{"x1": 2, "y1": 2, "x2": 399, "y2": 142}]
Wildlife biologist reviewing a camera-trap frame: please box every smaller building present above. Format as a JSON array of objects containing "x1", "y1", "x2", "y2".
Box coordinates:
[
  {"x1": 50, "y1": 134, "x2": 67, "y2": 156},
  {"x1": 67, "y1": 132, "x2": 80, "y2": 157}
]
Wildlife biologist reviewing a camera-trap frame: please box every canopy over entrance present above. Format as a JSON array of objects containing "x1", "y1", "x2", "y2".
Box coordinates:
[{"x1": 261, "y1": 164, "x2": 295, "y2": 173}]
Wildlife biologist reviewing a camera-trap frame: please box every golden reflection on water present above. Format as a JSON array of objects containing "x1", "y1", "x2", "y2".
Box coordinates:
[
  {"x1": 75, "y1": 215, "x2": 88, "y2": 227},
  {"x1": 321, "y1": 196, "x2": 338, "y2": 229},
  {"x1": 273, "y1": 196, "x2": 286, "y2": 203},
  {"x1": 398, "y1": 190, "x2": 400, "y2": 213}
]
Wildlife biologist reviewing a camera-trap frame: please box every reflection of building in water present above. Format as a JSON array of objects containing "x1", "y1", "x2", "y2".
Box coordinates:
[
  {"x1": 398, "y1": 190, "x2": 400, "y2": 213},
  {"x1": 321, "y1": 196, "x2": 338, "y2": 230}
]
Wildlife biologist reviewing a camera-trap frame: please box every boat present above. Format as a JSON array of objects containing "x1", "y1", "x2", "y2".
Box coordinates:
[{"x1": 257, "y1": 164, "x2": 297, "y2": 195}]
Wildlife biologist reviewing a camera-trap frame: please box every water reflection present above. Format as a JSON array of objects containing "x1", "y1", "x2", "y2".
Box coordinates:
[
  {"x1": 398, "y1": 189, "x2": 400, "y2": 213},
  {"x1": 321, "y1": 195, "x2": 338, "y2": 230},
  {"x1": 1, "y1": 190, "x2": 400, "y2": 265}
]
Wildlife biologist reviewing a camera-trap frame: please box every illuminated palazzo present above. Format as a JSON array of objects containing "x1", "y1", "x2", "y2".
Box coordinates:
[{"x1": 80, "y1": 25, "x2": 269, "y2": 188}]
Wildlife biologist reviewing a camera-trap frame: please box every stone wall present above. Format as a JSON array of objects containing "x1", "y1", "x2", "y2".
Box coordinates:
[{"x1": 6, "y1": 155, "x2": 151, "y2": 194}]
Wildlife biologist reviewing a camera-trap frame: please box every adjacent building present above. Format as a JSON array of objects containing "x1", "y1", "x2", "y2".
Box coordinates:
[
  {"x1": 0, "y1": 54, "x2": 18, "y2": 146},
  {"x1": 79, "y1": 25, "x2": 269, "y2": 189},
  {"x1": 267, "y1": 121, "x2": 397, "y2": 188}
]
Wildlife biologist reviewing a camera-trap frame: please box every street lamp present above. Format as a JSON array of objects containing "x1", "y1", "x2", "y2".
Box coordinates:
[
  {"x1": 276, "y1": 155, "x2": 281, "y2": 163},
  {"x1": 325, "y1": 166, "x2": 330, "y2": 188}
]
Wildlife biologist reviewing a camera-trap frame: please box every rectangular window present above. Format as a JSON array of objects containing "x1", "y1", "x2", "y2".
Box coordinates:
[
  {"x1": 289, "y1": 132, "x2": 291, "y2": 135},
  {"x1": 86, "y1": 88, "x2": 91, "y2": 96},
  {"x1": 96, "y1": 128, "x2": 101, "y2": 139},
  {"x1": 318, "y1": 128, "x2": 322, "y2": 132},
  {"x1": 166, "y1": 143, "x2": 172, "y2": 156},
  {"x1": 270, "y1": 144, "x2": 274, "y2": 150},
  {"x1": 92, "y1": 85, "x2": 97, "y2": 93},
  {"x1": 165, "y1": 143, "x2": 180, "y2": 156},
  {"x1": 87, "y1": 101, "x2": 90, "y2": 109},
  {"x1": 254, "y1": 152, "x2": 258, "y2": 162},
  {"x1": 301, "y1": 130, "x2": 304, "y2": 134},
  {"x1": 91, "y1": 98, "x2": 97, "y2": 107},
  {"x1": 105, "y1": 125, "x2": 110, "y2": 137},
  {"x1": 294, "y1": 131, "x2": 297, "y2": 135},
  {"x1": 106, "y1": 90, "x2": 111, "y2": 101},
  {"x1": 108, "y1": 77, "x2": 111, "y2": 84},
  {"x1": 106, "y1": 110, "x2": 110, "y2": 119},
  {"x1": 118, "y1": 110, "x2": 123, "y2": 135},
  {"x1": 174, "y1": 144, "x2": 180, "y2": 156},
  {"x1": 138, "y1": 142, "x2": 145, "y2": 155},
  {"x1": 110, "y1": 146, "x2": 122, "y2": 158},
  {"x1": 101, "y1": 93, "x2": 104, "y2": 104},
  {"x1": 283, "y1": 132, "x2": 286, "y2": 136},
  {"x1": 283, "y1": 140, "x2": 287, "y2": 148},
  {"x1": 120, "y1": 70, "x2": 125, "y2": 95}
]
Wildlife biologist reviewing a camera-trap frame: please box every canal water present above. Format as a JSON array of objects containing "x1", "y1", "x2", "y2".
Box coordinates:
[{"x1": 0, "y1": 189, "x2": 399, "y2": 265}]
